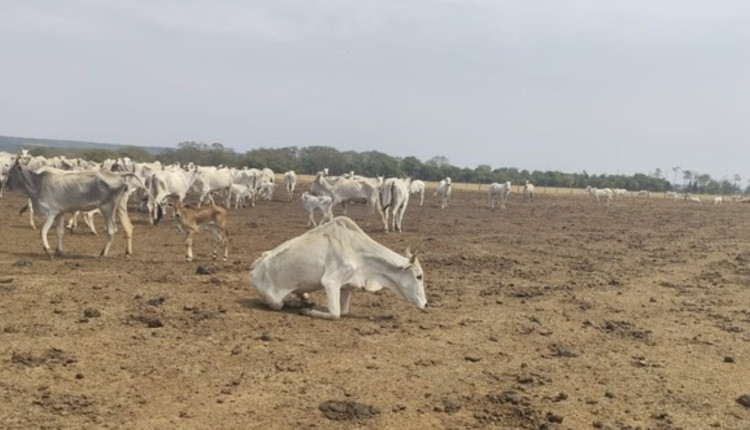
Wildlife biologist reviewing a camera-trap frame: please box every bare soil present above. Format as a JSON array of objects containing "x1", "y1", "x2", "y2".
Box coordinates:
[{"x1": 1, "y1": 185, "x2": 749, "y2": 430}]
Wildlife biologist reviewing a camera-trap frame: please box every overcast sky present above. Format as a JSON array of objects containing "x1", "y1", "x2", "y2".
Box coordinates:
[{"x1": 2, "y1": 0, "x2": 749, "y2": 183}]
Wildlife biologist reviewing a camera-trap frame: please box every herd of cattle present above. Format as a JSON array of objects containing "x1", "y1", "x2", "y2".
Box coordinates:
[{"x1": 0, "y1": 150, "x2": 740, "y2": 318}]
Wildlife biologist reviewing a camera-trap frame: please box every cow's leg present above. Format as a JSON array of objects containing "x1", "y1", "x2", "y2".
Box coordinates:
[
  {"x1": 26, "y1": 199, "x2": 37, "y2": 229},
  {"x1": 53, "y1": 213, "x2": 67, "y2": 256},
  {"x1": 99, "y1": 203, "x2": 118, "y2": 258},
  {"x1": 307, "y1": 210, "x2": 316, "y2": 227},
  {"x1": 340, "y1": 289, "x2": 352, "y2": 316},
  {"x1": 40, "y1": 213, "x2": 57, "y2": 257},
  {"x1": 66, "y1": 211, "x2": 79, "y2": 232},
  {"x1": 116, "y1": 199, "x2": 133, "y2": 257},
  {"x1": 84, "y1": 210, "x2": 98, "y2": 235},
  {"x1": 301, "y1": 277, "x2": 341, "y2": 320}
]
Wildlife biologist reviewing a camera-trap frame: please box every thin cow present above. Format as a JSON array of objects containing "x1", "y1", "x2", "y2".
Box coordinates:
[
  {"x1": 250, "y1": 216, "x2": 427, "y2": 319},
  {"x1": 5, "y1": 160, "x2": 148, "y2": 258}
]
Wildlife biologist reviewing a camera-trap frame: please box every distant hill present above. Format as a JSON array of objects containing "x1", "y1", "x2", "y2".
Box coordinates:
[{"x1": 0, "y1": 135, "x2": 172, "y2": 155}]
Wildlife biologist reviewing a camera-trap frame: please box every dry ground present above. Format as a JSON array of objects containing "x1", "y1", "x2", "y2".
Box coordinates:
[{"x1": 1, "y1": 183, "x2": 749, "y2": 430}]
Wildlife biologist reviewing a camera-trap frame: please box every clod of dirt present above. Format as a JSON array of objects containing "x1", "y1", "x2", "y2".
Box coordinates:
[
  {"x1": 83, "y1": 308, "x2": 101, "y2": 318},
  {"x1": 132, "y1": 314, "x2": 164, "y2": 328},
  {"x1": 546, "y1": 412, "x2": 564, "y2": 423},
  {"x1": 0, "y1": 277, "x2": 12, "y2": 284},
  {"x1": 318, "y1": 400, "x2": 380, "y2": 421},
  {"x1": 259, "y1": 333, "x2": 273, "y2": 342},
  {"x1": 12, "y1": 259, "x2": 32, "y2": 267},
  {"x1": 147, "y1": 296, "x2": 166, "y2": 307},
  {"x1": 737, "y1": 394, "x2": 750, "y2": 408},
  {"x1": 724, "y1": 356, "x2": 735, "y2": 363},
  {"x1": 196, "y1": 266, "x2": 215, "y2": 275},
  {"x1": 465, "y1": 354, "x2": 483, "y2": 362}
]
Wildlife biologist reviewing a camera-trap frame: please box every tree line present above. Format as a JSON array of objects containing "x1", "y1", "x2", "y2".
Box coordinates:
[{"x1": 23, "y1": 142, "x2": 747, "y2": 195}]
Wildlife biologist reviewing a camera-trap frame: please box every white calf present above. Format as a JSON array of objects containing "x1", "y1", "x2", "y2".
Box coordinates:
[
  {"x1": 300, "y1": 192, "x2": 334, "y2": 227},
  {"x1": 488, "y1": 181, "x2": 512, "y2": 209}
]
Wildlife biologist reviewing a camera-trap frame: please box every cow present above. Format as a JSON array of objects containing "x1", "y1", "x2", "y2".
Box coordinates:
[
  {"x1": 148, "y1": 166, "x2": 200, "y2": 223},
  {"x1": 5, "y1": 160, "x2": 150, "y2": 258},
  {"x1": 249, "y1": 216, "x2": 427, "y2": 320},
  {"x1": 409, "y1": 179, "x2": 426, "y2": 206},
  {"x1": 434, "y1": 177, "x2": 452, "y2": 208},
  {"x1": 381, "y1": 177, "x2": 411, "y2": 233},
  {"x1": 283, "y1": 170, "x2": 297, "y2": 201},
  {"x1": 194, "y1": 166, "x2": 234, "y2": 207},
  {"x1": 310, "y1": 172, "x2": 386, "y2": 230},
  {"x1": 523, "y1": 180, "x2": 535, "y2": 202},
  {"x1": 172, "y1": 200, "x2": 229, "y2": 262},
  {"x1": 488, "y1": 181, "x2": 512, "y2": 209}
]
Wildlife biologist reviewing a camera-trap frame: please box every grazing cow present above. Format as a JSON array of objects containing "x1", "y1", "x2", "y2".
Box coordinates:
[
  {"x1": 687, "y1": 194, "x2": 702, "y2": 203},
  {"x1": 713, "y1": 196, "x2": 723, "y2": 206},
  {"x1": 173, "y1": 200, "x2": 229, "y2": 262},
  {"x1": 310, "y1": 172, "x2": 386, "y2": 230},
  {"x1": 283, "y1": 170, "x2": 297, "y2": 201},
  {"x1": 585, "y1": 186, "x2": 613, "y2": 204},
  {"x1": 249, "y1": 216, "x2": 427, "y2": 320},
  {"x1": 638, "y1": 190, "x2": 651, "y2": 198},
  {"x1": 381, "y1": 177, "x2": 411, "y2": 233},
  {"x1": 434, "y1": 177, "x2": 452, "y2": 208},
  {"x1": 300, "y1": 192, "x2": 334, "y2": 226},
  {"x1": 409, "y1": 179, "x2": 426, "y2": 206},
  {"x1": 488, "y1": 181, "x2": 511, "y2": 209},
  {"x1": 523, "y1": 180, "x2": 535, "y2": 202},
  {"x1": 665, "y1": 191, "x2": 678, "y2": 200},
  {"x1": 5, "y1": 160, "x2": 146, "y2": 258},
  {"x1": 148, "y1": 167, "x2": 200, "y2": 223}
]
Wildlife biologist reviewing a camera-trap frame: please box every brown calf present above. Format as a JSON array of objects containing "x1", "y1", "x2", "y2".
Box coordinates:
[{"x1": 173, "y1": 201, "x2": 229, "y2": 262}]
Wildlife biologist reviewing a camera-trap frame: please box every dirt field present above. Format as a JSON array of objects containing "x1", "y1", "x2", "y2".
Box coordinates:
[{"x1": 1, "y1": 184, "x2": 749, "y2": 430}]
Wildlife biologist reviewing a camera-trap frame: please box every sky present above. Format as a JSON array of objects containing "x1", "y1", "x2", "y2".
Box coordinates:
[{"x1": 2, "y1": 0, "x2": 749, "y2": 184}]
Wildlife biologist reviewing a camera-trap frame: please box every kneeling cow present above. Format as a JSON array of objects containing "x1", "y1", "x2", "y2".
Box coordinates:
[{"x1": 249, "y1": 216, "x2": 427, "y2": 319}]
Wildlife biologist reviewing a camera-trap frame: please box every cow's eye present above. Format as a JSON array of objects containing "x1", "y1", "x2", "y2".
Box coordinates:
[{"x1": 416, "y1": 275, "x2": 423, "y2": 280}]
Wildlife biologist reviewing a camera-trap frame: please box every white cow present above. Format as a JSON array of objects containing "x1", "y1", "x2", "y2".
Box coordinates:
[
  {"x1": 283, "y1": 170, "x2": 297, "y2": 201},
  {"x1": 310, "y1": 172, "x2": 386, "y2": 230},
  {"x1": 229, "y1": 184, "x2": 255, "y2": 209},
  {"x1": 148, "y1": 167, "x2": 200, "y2": 223},
  {"x1": 585, "y1": 186, "x2": 613, "y2": 204},
  {"x1": 687, "y1": 194, "x2": 702, "y2": 203},
  {"x1": 665, "y1": 191, "x2": 678, "y2": 200},
  {"x1": 434, "y1": 177, "x2": 452, "y2": 209},
  {"x1": 249, "y1": 216, "x2": 427, "y2": 320},
  {"x1": 194, "y1": 167, "x2": 234, "y2": 207},
  {"x1": 713, "y1": 196, "x2": 723, "y2": 206},
  {"x1": 488, "y1": 181, "x2": 511, "y2": 209},
  {"x1": 612, "y1": 188, "x2": 628, "y2": 199},
  {"x1": 258, "y1": 182, "x2": 276, "y2": 201},
  {"x1": 300, "y1": 192, "x2": 334, "y2": 226},
  {"x1": 381, "y1": 177, "x2": 411, "y2": 233},
  {"x1": 5, "y1": 160, "x2": 142, "y2": 258},
  {"x1": 408, "y1": 179, "x2": 426, "y2": 206},
  {"x1": 638, "y1": 190, "x2": 651, "y2": 198},
  {"x1": 522, "y1": 180, "x2": 535, "y2": 202}
]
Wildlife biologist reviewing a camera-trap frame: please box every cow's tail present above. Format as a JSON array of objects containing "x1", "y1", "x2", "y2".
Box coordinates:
[
  {"x1": 381, "y1": 182, "x2": 395, "y2": 211},
  {"x1": 19, "y1": 202, "x2": 28, "y2": 215}
]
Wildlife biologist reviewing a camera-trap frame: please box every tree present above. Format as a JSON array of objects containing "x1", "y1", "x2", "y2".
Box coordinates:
[
  {"x1": 400, "y1": 156, "x2": 424, "y2": 178},
  {"x1": 672, "y1": 166, "x2": 681, "y2": 185}
]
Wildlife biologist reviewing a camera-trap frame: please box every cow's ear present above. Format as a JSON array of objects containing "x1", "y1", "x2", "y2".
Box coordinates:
[{"x1": 401, "y1": 263, "x2": 413, "y2": 271}]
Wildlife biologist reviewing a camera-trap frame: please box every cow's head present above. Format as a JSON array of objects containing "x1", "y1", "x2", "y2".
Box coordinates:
[{"x1": 398, "y1": 247, "x2": 427, "y2": 310}]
